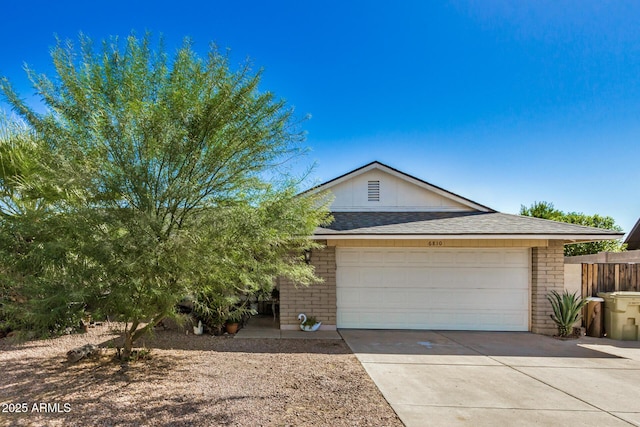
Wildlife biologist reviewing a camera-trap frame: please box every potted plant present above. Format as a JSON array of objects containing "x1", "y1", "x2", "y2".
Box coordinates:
[
  {"x1": 547, "y1": 290, "x2": 588, "y2": 338},
  {"x1": 225, "y1": 303, "x2": 257, "y2": 334},
  {"x1": 297, "y1": 313, "x2": 322, "y2": 332},
  {"x1": 192, "y1": 292, "x2": 234, "y2": 336},
  {"x1": 225, "y1": 309, "x2": 244, "y2": 334}
]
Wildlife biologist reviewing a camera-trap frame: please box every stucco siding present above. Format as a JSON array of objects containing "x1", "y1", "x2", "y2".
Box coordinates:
[{"x1": 564, "y1": 263, "x2": 582, "y2": 295}]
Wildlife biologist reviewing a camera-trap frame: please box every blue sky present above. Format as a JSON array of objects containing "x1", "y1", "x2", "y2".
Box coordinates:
[{"x1": 1, "y1": 1, "x2": 639, "y2": 236}]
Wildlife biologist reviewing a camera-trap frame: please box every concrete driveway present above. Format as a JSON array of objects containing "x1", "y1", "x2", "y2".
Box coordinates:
[{"x1": 341, "y1": 330, "x2": 640, "y2": 426}]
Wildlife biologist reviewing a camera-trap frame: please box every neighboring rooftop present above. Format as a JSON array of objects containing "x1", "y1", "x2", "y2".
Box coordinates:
[{"x1": 625, "y1": 217, "x2": 640, "y2": 250}]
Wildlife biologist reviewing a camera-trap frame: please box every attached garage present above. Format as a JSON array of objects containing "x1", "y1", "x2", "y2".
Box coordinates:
[
  {"x1": 336, "y1": 247, "x2": 530, "y2": 331},
  {"x1": 278, "y1": 161, "x2": 624, "y2": 335}
]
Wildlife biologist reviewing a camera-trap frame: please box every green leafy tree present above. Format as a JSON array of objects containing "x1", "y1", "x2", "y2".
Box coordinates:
[
  {"x1": 520, "y1": 201, "x2": 626, "y2": 256},
  {"x1": 0, "y1": 34, "x2": 331, "y2": 359},
  {"x1": 0, "y1": 116, "x2": 95, "y2": 336}
]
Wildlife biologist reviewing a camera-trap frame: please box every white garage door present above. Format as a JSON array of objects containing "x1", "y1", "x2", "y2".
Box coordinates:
[{"x1": 336, "y1": 247, "x2": 530, "y2": 331}]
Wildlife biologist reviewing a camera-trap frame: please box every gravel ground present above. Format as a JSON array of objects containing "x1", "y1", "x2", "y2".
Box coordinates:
[{"x1": 0, "y1": 324, "x2": 402, "y2": 426}]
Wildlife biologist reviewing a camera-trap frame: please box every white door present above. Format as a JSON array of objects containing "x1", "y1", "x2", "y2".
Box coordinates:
[{"x1": 336, "y1": 247, "x2": 530, "y2": 331}]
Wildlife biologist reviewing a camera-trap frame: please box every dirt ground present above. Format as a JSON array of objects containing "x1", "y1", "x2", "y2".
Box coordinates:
[{"x1": 0, "y1": 324, "x2": 403, "y2": 426}]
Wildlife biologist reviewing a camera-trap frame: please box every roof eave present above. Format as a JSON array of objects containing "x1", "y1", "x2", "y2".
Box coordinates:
[{"x1": 312, "y1": 233, "x2": 624, "y2": 241}]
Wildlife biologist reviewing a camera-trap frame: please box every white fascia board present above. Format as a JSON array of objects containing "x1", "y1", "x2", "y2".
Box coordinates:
[
  {"x1": 306, "y1": 163, "x2": 379, "y2": 192},
  {"x1": 312, "y1": 234, "x2": 624, "y2": 241}
]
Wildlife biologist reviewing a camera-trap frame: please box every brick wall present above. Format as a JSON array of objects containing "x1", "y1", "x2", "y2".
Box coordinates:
[
  {"x1": 531, "y1": 240, "x2": 565, "y2": 335},
  {"x1": 279, "y1": 244, "x2": 337, "y2": 330}
]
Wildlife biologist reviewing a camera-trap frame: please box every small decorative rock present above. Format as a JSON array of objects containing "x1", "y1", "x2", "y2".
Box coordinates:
[{"x1": 66, "y1": 344, "x2": 99, "y2": 363}]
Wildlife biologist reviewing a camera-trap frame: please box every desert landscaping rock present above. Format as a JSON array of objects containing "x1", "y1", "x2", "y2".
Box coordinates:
[{"x1": 0, "y1": 324, "x2": 402, "y2": 426}]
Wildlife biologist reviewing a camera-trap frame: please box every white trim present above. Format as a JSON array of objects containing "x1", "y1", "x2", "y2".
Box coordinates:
[{"x1": 313, "y1": 234, "x2": 623, "y2": 241}]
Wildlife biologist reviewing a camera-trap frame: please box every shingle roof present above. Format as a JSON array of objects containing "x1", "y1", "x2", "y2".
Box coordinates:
[{"x1": 315, "y1": 211, "x2": 624, "y2": 238}]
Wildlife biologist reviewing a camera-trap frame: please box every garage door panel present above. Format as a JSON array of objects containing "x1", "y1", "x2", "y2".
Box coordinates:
[
  {"x1": 337, "y1": 288, "x2": 361, "y2": 307},
  {"x1": 338, "y1": 288, "x2": 406, "y2": 309},
  {"x1": 420, "y1": 289, "x2": 528, "y2": 310},
  {"x1": 336, "y1": 247, "x2": 530, "y2": 331},
  {"x1": 340, "y1": 267, "x2": 409, "y2": 287},
  {"x1": 428, "y1": 268, "x2": 528, "y2": 289},
  {"x1": 339, "y1": 273, "x2": 529, "y2": 292},
  {"x1": 403, "y1": 268, "x2": 528, "y2": 289},
  {"x1": 404, "y1": 251, "x2": 427, "y2": 264},
  {"x1": 338, "y1": 268, "x2": 360, "y2": 286},
  {"x1": 338, "y1": 309, "x2": 529, "y2": 330},
  {"x1": 339, "y1": 250, "x2": 361, "y2": 264},
  {"x1": 359, "y1": 269, "x2": 385, "y2": 286},
  {"x1": 338, "y1": 288, "x2": 527, "y2": 311},
  {"x1": 504, "y1": 251, "x2": 529, "y2": 266},
  {"x1": 384, "y1": 251, "x2": 408, "y2": 263},
  {"x1": 361, "y1": 289, "x2": 406, "y2": 307},
  {"x1": 405, "y1": 271, "x2": 432, "y2": 286}
]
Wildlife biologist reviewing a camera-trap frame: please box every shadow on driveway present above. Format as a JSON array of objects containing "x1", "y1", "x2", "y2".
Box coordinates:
[
  {"x1": 341, "y1": 330, "x2": 640, "y2": 427},
  {"x1": 340, "y1": 329, "x2": 640, "y2": 360}
]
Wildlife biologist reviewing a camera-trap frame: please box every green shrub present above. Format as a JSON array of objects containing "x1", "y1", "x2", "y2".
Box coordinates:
[{"x1": 547, "y1": 290, "x2": 587, "y2": 337}]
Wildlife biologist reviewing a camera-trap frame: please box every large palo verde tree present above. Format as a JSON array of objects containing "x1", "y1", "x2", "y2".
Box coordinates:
[{"x1": 0, "y1": 34, "x2": 330, "y2": 359}]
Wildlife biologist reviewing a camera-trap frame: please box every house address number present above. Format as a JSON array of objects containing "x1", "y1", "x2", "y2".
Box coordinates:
[{"x1": 428, "y1": 240, "x2": 444, "y2": 247}]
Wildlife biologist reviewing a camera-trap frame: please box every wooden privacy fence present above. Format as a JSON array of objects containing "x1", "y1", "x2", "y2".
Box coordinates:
[{"x1": 582, "y1": 263, "x2": 640, "y2": 297}]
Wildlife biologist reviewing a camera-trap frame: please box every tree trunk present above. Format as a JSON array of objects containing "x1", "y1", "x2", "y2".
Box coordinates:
[
  {"x1": 120, "y1": 314, "x2": 166, "y2": 361},
  {"x1": 121, "y1": 320, "x2": 139, "y2": 361}
]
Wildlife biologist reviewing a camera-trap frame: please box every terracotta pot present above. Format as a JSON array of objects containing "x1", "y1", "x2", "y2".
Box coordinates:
[{"x1": 225, "y1": 322, "x2": 239, "y2": 334}]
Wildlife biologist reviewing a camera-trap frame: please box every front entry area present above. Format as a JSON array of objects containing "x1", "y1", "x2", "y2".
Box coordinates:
[{"x1": 336, "y1": 247, "x2": 530, "y2": 331}]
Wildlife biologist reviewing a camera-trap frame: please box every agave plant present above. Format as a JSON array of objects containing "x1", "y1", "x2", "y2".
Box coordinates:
[{"x1": 547, "y1": 290, "x2": 588, "y2": 337}]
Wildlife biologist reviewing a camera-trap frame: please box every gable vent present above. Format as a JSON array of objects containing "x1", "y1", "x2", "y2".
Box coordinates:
[{"x1": 367, "y1": 180, "x2": 380, "y2": 202}]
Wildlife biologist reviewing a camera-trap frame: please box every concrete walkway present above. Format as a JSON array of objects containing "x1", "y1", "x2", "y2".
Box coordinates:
[
  {"x1": 234, "y1": 315, "x2": 341, "y2": 339},
  {"x1": 341, "y1": 330, "x2": 640, "y2": 427}
]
